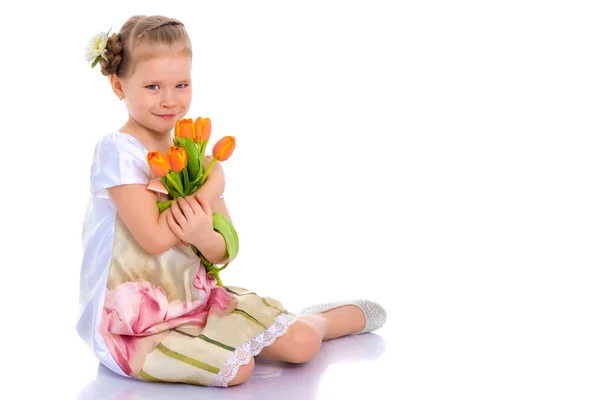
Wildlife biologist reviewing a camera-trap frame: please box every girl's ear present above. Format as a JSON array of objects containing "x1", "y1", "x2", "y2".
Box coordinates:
[{"x1": 109, "y1": 75, "x2": 125, "y2": 100}]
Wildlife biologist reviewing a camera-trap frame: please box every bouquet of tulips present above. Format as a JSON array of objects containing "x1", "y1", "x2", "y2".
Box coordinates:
[{"x1": 146, "y1": 117, "x2": 238, "y2": 286}]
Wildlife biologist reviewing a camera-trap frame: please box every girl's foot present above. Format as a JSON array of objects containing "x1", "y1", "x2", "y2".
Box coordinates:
[{"x1": 298, "y1": 299, "x2": 387, "y2": 339}]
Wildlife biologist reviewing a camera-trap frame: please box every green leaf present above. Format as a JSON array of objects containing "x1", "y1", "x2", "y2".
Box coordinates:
[
  {"x1": 182, "y1": 138, "x2": 200, "y2": 183},
  {"x1": 185, "y1": 184, "x2": 200, "y2": 195},
  {"x1": 165, "y1": 172, "x2": 184, "y2": 197},
  {"x1": 162, "y1": 177, "x2": 180, "y2": 198},
  {"x1": 157, "y1": 200, "x2": 173, "y2": 213},
  {"x1": 212, "y1": 212, "x2": 239, "y2": 262},
  {"x1": 170, "y1": 171, "x2": 183, "y2": 189},
  {"x1": 91, "y1": 56, "x2": 100, "y2": 68},
  {"x1": 182, "y1": 167, "x2": 190, "y2": 194},
  {"x1": 188, "y1": 172, "x2": 203, "y2": 188}
]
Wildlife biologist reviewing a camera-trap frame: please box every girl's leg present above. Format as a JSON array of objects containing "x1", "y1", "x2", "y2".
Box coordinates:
[
  {"x1": 259, "y1": 305, "x2": 366, "y2": 363},
  {"x1": 227, "y1": 356, "x2": 256, "y2": 386}
]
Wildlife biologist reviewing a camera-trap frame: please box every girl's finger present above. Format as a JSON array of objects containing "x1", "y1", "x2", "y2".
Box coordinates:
[
  {"x1": 171, "y1": 201, "x2": 187, "y2": 226},
  {"x1": 195, "y1": 193, "x2": 212, "y2": 215},
  {"x1": 176, "y1": 197, "x2": 195, "y2": 219},
  {"x1": 187, "y1": 195, "x2": 204, "y2": 215},
  {"x1": 166, "y1": 210, "x2": 184, "y2": 236}
]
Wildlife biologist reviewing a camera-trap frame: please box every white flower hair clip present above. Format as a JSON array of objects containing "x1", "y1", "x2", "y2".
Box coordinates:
[{"x1": 84, "y1": 28, "x2": 111, "y2": 68}]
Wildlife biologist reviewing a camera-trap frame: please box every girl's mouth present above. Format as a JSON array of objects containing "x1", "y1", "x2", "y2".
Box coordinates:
[{"x1": 156, "y1": 114, "x2": 176, "y2": 120}]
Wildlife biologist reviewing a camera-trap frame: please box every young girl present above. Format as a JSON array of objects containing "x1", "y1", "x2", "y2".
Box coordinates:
[{"x1": 76, "y1": 14, "x2": 386, "y2": 388}]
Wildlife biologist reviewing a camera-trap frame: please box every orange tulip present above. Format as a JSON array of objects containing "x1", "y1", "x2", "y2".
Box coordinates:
[
  {"x1": 175, "y1": 118, "x2": 196, "y2": 141},
  {"x1": 195, "y1": 117, "x2": 211, "y2": 142},
  {"x1": 167, "y1": 146, "x2": 187, "y2": 172},
  {"x1": 147, "y1": 151, "x2": 171, "y2": 177},
  {"x1": 212, "y1": 136, "x2": 236, "y2": 161}
]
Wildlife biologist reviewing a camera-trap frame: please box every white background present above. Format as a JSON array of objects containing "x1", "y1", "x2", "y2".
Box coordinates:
[{"x1": 1, "y1": 0, "x2": 599, "y2": 398}]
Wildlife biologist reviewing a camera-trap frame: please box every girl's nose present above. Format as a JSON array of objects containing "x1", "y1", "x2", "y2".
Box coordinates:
[{"x1": 160, "y1": 90, "x2": 176, "y2": 108}]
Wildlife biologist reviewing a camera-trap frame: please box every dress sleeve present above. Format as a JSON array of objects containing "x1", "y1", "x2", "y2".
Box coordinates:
[{"x1": 90, "y1": 133, "x2": 151, "y2": 198}]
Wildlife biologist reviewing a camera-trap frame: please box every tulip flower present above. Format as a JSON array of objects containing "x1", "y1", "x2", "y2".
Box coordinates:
[
  {"x1": 195, "y1": 117, "x2": 211, "y2": 173},
  {"x1": 174, "y1": 118, "x2": 200, "y2": 181},
  {"x1": 147, "y1": 151, "x2": 184, "y2": 198},
  {"x1": 198, "y1": 136, "x2": 236, "y2": 186},
  {"x1": 174, "y1": 118, "x2": 196, "y2": 141},
  {"x1": 212, "y1": 136, "x2": 236, "y2": 161},
  {"x1": 167, "y1": 146, "x2": 187, "y2": 172},
  {"x1": 195, "y1": 117, "x2": 211, "y2": 143},
  {"x1": 147, "y1": 151, "x2": 170, "y2": 177}
]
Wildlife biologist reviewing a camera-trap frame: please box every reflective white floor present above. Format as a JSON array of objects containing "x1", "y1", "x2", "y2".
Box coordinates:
[
  {"x1": 77, "y1": 331, "x2": 390, "y2": 399},
  {"x1": 11, "y1": 282, "x2": 600, "y2": 399}
]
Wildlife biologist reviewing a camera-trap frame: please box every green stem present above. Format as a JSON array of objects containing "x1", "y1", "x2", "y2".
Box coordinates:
[
  {"x1": 200, "y1": 158, "x2": 217, "y2": 186},
  {"x1": 198, "y1": 141, "x2": 206, "y2": 174},
  {"x1": 216, "y1": 263, "x2": 229, "y2": 272},
  {"x1": 208, "y1": 269, "x2": 223, "y2": 286}
]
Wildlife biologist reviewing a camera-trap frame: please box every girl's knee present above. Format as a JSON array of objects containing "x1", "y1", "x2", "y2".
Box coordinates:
[
  {"x1": 285, "y1": 321, "x2": 323, "y2": 363},
  {"x1": 227, "y1": 356, "x2": 255, "y2": 387}
]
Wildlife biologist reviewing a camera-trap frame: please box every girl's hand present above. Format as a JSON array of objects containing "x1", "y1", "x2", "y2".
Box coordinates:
[{"x1": 166, "y1": 193, "x2": 214, "y2": 246}]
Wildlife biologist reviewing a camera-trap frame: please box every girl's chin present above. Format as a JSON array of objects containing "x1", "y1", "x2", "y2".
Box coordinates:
[
  {"x1": 148, "y1": 126, "x2": 175, "y2": 136},
  {"x1": 149, "y1": 119, "x2": 177, "y2": 133}
]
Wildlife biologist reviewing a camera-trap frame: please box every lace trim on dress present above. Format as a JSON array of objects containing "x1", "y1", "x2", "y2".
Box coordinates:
[{"x1": 211, "y1": 312, "x2": 297, "y2": 387}]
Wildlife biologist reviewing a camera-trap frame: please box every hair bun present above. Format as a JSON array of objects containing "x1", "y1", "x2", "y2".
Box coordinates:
[{"x1": 99, "y1": 33, "x2": 123, "y2": 76}]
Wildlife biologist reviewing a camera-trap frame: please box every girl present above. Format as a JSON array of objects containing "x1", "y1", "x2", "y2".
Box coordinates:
[{"x1": 76, "y1": 14, "x2": 386, "y2": 388}]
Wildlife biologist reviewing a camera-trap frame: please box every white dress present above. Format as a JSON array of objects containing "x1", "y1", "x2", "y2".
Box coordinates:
[
  {"x1": 76, "y1": 132, "x2": 151, "y2": 377},
  {"x1": 75, "y1": 132, "x2": 294, "y2": 386}
]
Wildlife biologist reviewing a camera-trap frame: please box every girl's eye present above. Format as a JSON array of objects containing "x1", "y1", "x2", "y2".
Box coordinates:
[
  {"x1": 146, "y1": 84, "x2": 159, "y2": 90},
  {"x1": 177, "y1": 83, "x2": 189, "y2": 89}
]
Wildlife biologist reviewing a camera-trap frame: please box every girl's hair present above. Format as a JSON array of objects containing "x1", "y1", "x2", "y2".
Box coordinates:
[{"x1": 99, "y1": 15, "x2": 192, "y2": 77}]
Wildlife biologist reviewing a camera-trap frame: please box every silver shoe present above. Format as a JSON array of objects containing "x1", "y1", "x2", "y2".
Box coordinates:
[{"x1": 297, "y1": 299, "x2": 387, "y2": 334}]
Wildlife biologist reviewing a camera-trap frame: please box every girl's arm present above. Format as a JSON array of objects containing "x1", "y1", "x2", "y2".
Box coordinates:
[
  {"x1": 195, "y1": 156, "x2": 225, "y2": 207},
  {"x1": 109, "y1": 184, "x2": 183, "y2": 255},
  {"x1": 190, "y1": 159, "x2": 232, "y2": 264},
  {"x1": 190, "y1": 196, "x2": 232, "y2": 265},
  {"x1": 107, "y1": 160, "x2": 225, "y2": 255}
]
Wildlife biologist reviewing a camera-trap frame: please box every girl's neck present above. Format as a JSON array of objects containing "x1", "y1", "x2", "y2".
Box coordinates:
[{"x1": 119, "y1": 119, "x2": 173, "y2": 154}]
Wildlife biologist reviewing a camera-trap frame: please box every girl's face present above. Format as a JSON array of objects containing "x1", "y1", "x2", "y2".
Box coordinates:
[{"x1": 120, "y1": 45, "x2": 192, "y2": 134}]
